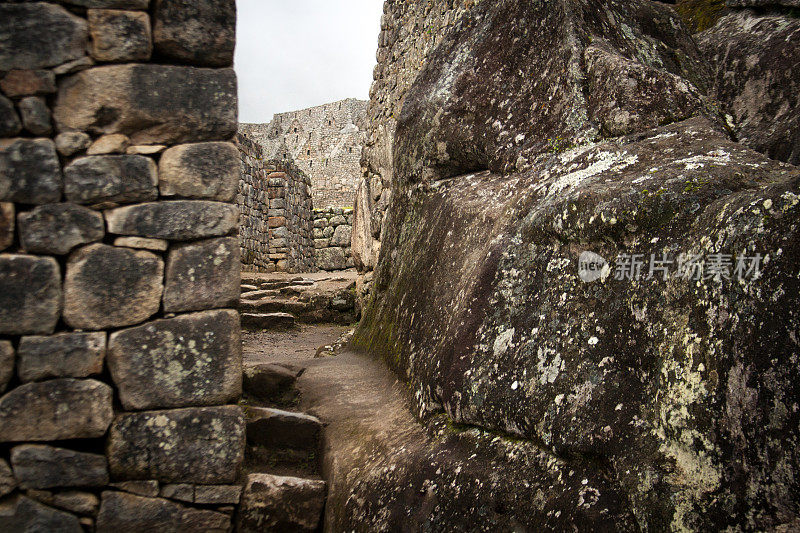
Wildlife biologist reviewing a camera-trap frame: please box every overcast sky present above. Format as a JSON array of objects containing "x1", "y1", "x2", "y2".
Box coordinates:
[{"x1": 235, "y1": 0, "x2": 383, "y2": 124}]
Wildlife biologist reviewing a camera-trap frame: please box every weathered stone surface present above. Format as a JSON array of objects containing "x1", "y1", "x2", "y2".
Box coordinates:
[
  {"x1": 153, "y1": 0, "x2": 236, "y2": 67},
  {"x1": 0, "y1": 3, "x2": 88, "y2": 71},
  {"x1": 95, "y1": 491, "x2": 227, "y2": 532},
  {"x1": 352, "y1": 178, "x2": 379, "y2": 271},
  {"x1": 394, "y1": 0, "x2": 708, "y2": 183},
  {"x1": 18, "y1": 96, "x2": 52, "y2": 136},
  {"x1": 107, "y1": 310, "x2": 242, "y2": 410},
  {"x1": 87, "y1": 133, "x2": 130, "y2": 155},
  {"x1": 88, "y1": 9, "x2": 152, "y2": 62},
  {"x1": 26, "y1": 490, "x2": 99, "y2": 516},
  {"x1": 0, "y1": 458, "x2": 16, "y2": 498},
  {"x1": 0, "y1": 138, "x2": 62, "y2": 204},
  {"x1": 18, "y1": 203, "x2": 104, "y2": 255},
  {"x1": 126, "y1": 144, "x2": 166, "y2": 155},
  {"x1": 0, "y1": 95, "x2": 21, "y2": 136},
  {"x1": 246, "y1": 407, "x2": 321, "y2": 453},
  {"x1": 0, "y1": 202, "x2": 12, "y2": 251},
  {"x1": 55, "y1": 131, "x2": 91, "y2": 157},
  {"x1": 331, "y1": 224, "x2": 352, "y2": 247},
  {"x1": 0, "y1": 70, "x2": 56, "y2": 98},
  {"x1": 698, "y1": 10, "x2": 800, "y2": 165},
  {"x1": 109, "y1": 480, "x2": 159, "y2": 497},
  {"x1": 114, "y1": 236, "x2": 168, "y2": 251},
  {"x1": 159, "y1": 142, "x2": 240, "y2": 201},
  {"x1": 17, "y1": 332, "x2": 106, "y2": 382},
  {"x1": 243, "y1": 363, "x2": 303, "y2": 404},
  {"x1": 0, "y1": 255, "x2": 60, "y2": 335},
  {"x1": 59, "y1": 0, "x2": 150, "y2": 8},
  {"x1": 54, "y1": 65, "x2": 238, "y2": 144},
  {"x1": 159, "y1": 483, "x2": 193, "y2": 503},
  {"x1": 163, "y1": 237, "x2": 240, "y2": 312},
  {"x1": 315, "y1": 247, "x2": 347, "y2": 271},
  {"x1": 0, "y1": 495, "x2": 82, "y2": 533},
  {"x1": 64, "y1": 155, "x2": 157, "y2": 206},
  {"x1": 194, "y1": 484, "x2": 242, "y2": 505},
  {"x1": 107, "y1": 406, "x2": 245, "y2": 483},
  {"x1": 357, "y1": 113, "x2": 800, "y2": 530},
  {"x1": 241, "y1": 312, "x2": 297, "y2": 331},
  {"x1": 105, "y1": 201, "x2": 239, "y2": 240},
  {"x1": 0, "y1": 379, "x2": 113, "y2": 441},
  {"x1": 237, "y1": 473, "x2": 326, "y2": 533},
  {"x1": 727, "y1": 0, "x2": 800, "y2": 5},
  {"x1": 0, "y1": 341, "x2": 12, "y2": 395},
  {"x1": 52, "y1": 56, "x2": 95, "y2": 76},
  {"x1": 64, "y1": 244, "x2": 163, "y2": 330},
  {"x1": 11, "y1": 445, "x2": 109, "y2": 489}
]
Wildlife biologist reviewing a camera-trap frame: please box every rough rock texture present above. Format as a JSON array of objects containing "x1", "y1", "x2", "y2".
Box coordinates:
[
  {"x1": 0, "y1": 458, "x2": 16, "y2": 498},
  {"x1": 315, "y1": 247, "x2": 347, "y2": 271},
  {"x1": 10, "y1": 445, "x2": 109, "y2": 489},
  {"x1": 0, "y1": 95, "x2": 21, "y2": 137},
  {"x1": 87, "y1": 133, "x2": 130, "y2": 155},
  {"x1": 18, "y1": 203, "x2": 105, "y2": 255},
  {"x1": 357, "y1": 114, "x2": 800, "y2": 529},
  {"x1": 159, "y1": 142, "x2": 240, "y2": 201},
  {"x1": 26, "y1": 490, "x2": 99, "y2": 517},
  {"x1": 237, "y1": 473, "x2": 326, "y2": 533},
  {"x1": 107, "y1": 310, "x2": 242, "y2": 410},
  {"x1": 105, "y1": 200, "x2": 239, "y2": 240},
  {"x1": 0, "y1": 379, "x2": 113, "y2": 442},
  {"x1": 114, "y1": 236, "x2": 168, "y2": 251},
  {"x1": 245, "y1": 407, "x2": 322, "y2": 453},
  {"x1": 55, "y1": 131, "x2": 91, "y2": 156},
  {"x1": 0, "y1": 495, "x2": 82, "y2": 533},
  {"x1": 0, "y1": 69, "x2": 56, "y2": 98},
  {"x1": 0, "y1": 340, "x2": 12, "y2": 394},
  {"x1": 53, "y1": 65, "x2": 238, "y2": 144},
  {"x1": 153, "y1": 0, "x2": 237, "y2": 67},
  {"x1": 17, "y1": 332, "x2": 106, "y2": 382},
  {"x1": 163, "y1": 237, "x2": 240, "y2": 312},
  {"x1": 0, "y1": 3, "x2": 88, "y2": 71},
  {"x1": 88, "y1": 9, "x2": 152, "y2": 63},
  {"x1": 243, "y1": 363, "x2": 303, "y2": 404},
  {"x1": 0, "y1": 202, "x2": 12, "y2": 251},
  {"x1": 95, "y1": 491, "x2": 231, "y2": 532},
  {"x1": 727, "y1": 0, "x2": 800, "y2": 5},
  {"x1": 107, "y1": 406, "x2": 245, "y2": 483},
  {"x1": 59, "y1": 0, "x2": 150, "y2": 7},
  {"x1": 64, "y1": 155, "x2": 157, "y2": 206},
  {"x1": 18, "y1": 97, "x2": 52, "y2": 135},
  {"x1": 64, "y1": 244, "x2": 163, "y2": 330},
  {"x1": 0, "y1": 255, "x2": 61, "y2": 335},
  {"x1": 0, "y1": 138, "x2": 62, "y2": 204},
  {"x1": 698, "y1": 10, "x2": 800, "y2": 165}
]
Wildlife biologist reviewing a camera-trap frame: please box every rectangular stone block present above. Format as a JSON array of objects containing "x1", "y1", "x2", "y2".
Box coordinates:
[
  {"x1": 0, "y1": 138, "x2": 62, "y2": 205},
  {"x1": 105, "y1": 201, "x2": 239, "y2": 241},
  {"x1": 163, "y1": 237, "x2": 240, "y2": 313},
  {"x1": 54, "y1": 64, "x2": 237, "y2": 144},
  {"x1": 107, "y1": 406, "x2": 245, "y2": 483},
  {"x1": 10, "y1": 445, "x2": 109, "y2": 489},
  {"x1": 64, "y1": 155, "x2": 157, "y2": 206},
  {"x1": 0, "y1": 255, "x2": 61, "y2": 335},
  {"x1": 158, "y1": 142, "x2": 240, "y2": 202},
  {"x1": 88, "y1": 9, "x2": 152, "y2": 63},
  {"x1": 0, "y1": 203, "x2": 13, "y2": 251},
  {"x1": 17, "y1": 332, "x2": 106, "y2": 383},
  {"x1": 107, "y1": 309, "x2": 242, "y2": 410},
  {"x1": 0, "y1": 379, "x2": 114, "y2": 442}
]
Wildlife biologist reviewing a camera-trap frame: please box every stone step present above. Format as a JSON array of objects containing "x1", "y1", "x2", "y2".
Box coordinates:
[
  {"x1": 240, "y1": 312, "x2": 296, "y2": 331},
  {"x1": 240, "y1": 284, "x2": 259, "y2": 293},
  {"x1": 245, "y1": 407, "x2": 322, "y2": 453},
  {"x1": 243, "y1": 363, "x2": 304, "y2": 406},
  {"x1": 237, "y1": 473, "x2": 326, "y2": 532},
  {"x1": 240, "y1": 289, "x2": 281, "y2": 300},
  {"x1": 239, "y1": 299, "x2": 310, "y2": 315}
]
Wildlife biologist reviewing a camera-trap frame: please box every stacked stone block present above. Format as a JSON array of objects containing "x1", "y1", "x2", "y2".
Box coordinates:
[
  {"x1": 236, "y1": 131, "x2": 315, "y2": 274},
  {"x1": 0, "y1": 1, "x2": 245, "y2": 530},
  {"x1": 313, "y1": 208, "x2": 355, "y2": 271}
]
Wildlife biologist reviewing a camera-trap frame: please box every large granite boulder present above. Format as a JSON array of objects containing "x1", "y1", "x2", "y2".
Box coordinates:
[
  {"x1": 0, "y1": 379, "x2": 114, "y2": 442},
  {"x1": 352, "y1": 0, "x2": 800, "y2": 529},
  {"x1": 53, "y1": 65, "x2": 237, "y2": 144},
  {"x1": 107, "y1": 406, "x2": 245, "y2": 483},
  {"x1": 698, "y1": 10, "x2": 800, "y2": 165},
  {"x1": 107, "y1": 310, "x2": 241, "y2": 410}
]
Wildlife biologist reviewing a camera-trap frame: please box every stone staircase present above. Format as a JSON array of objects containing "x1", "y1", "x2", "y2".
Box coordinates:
[
  {"x1": 237, "y1": 361, "x2": 327, "y2": 532},
  {"x1": 239, "y1": 272, "x2": 358, "y2": 330}
]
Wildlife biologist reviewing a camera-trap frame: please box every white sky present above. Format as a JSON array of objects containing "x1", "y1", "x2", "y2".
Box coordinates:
[{"x1": 235, "y1": 0, "x2": 384, "y2": 124}]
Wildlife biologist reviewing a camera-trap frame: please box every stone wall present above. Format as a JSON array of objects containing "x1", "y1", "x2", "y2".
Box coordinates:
[
  {"x1": 240, "y1": 98, "x2": 367, "y2": 209},
  {"x1": 0, "y1": 1, "x2": 245, "y2": 529},
  {"x1": 313, "y1": 208, "x2": 354, "y2": 271},
  {"x1": 236, "y1": 132, "x2": 315, "y2": 273}
]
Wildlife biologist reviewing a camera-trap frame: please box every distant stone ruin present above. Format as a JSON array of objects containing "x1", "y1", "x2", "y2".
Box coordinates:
[{"x1": 239, "y1": 98, "x2": 367, "y2": 209}]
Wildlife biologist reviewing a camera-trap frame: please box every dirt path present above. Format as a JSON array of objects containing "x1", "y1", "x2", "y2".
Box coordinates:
[{"x1": 242, "y1": 324, "x2": 351, "y2": 366}]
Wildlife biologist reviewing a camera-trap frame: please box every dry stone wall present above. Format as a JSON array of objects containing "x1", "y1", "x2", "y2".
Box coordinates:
[
  {"x1": 236, "y1": 131, "x2": 315, "y2": 274},
  {"x1": 313, "y1": 208, "x2": 354, "y2": 271},
  {"x1": 0, "y1": 1, "x2": 246, "y2": 529},
  {"x1": 240, "y1": 98, "x2": 367, "y2": 209}
]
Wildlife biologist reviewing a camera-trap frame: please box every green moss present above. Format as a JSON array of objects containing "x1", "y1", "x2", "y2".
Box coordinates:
[{"x1": 675, "y1": 0, "x2": 727, "y2": 33}]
